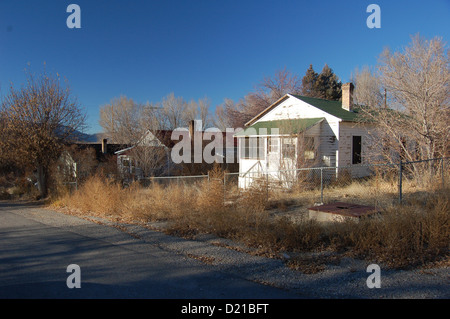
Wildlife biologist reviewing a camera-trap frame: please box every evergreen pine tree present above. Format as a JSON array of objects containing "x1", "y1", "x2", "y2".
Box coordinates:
[
  {"x1": 316, "y1": 64, "x2": 342, "y2": 101},
  {"x1": 301, "y1": 64, "x2": 320, "y2": 97},
  {"x1": 301, "y1": 64, "x2": 342, "y2": 101}
]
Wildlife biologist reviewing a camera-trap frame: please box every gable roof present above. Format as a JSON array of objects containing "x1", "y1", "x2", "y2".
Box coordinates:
[
  {"x1": 235, "y1": 118, "x2": 324, "y2": 136},
  {"x1": 114, "y1": 129, "x2": 175, "y2": 155},
  {"x1": 292, "y1": 95, "x2": 359, "y2": 122},
  {"x1": 68, "y1": 142, "x2": 129, "y2": 162},
  {"x1": 150, "y1": 130, "x2": 176, "y2": 148},
  {"x1": 245, "y1": 94, "x2": 359, "y2": 126},
  {"x1": 115, "y1": 128, "x2": 239, "y2": 155}
]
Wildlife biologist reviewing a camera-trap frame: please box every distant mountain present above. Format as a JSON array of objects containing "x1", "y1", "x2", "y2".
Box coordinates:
[
  {"x1": 55, "y1": 126, "x2": 105, "y2": 143},
  {"x1": 73, "y1": 131, "x2": 103, "y2": 143},
  {"x1": 53, "y1": 125, "x2": 99, "y2": 143},
  {"x1": 53, "y1": 124, "x2": 114, "y2": 143},
  {"x1": 72, "y1": 131, "x2": 112, "y2": 143}
]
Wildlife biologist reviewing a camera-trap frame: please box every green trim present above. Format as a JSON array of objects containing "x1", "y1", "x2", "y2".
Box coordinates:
[{"x1": 235, "y1": 118, "x2": 324, "y2": 136}]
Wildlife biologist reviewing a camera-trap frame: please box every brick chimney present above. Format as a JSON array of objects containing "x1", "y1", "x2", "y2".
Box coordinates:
[
  {"x1": 342, "y1": 82, "x2": 354, "y2": 111},
  {"x1": 102, "y1": 138, "x2": 108, "y2": 154}
]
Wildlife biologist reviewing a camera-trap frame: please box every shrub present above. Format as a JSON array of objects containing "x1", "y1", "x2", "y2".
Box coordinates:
[{"x1": 54, "y1": 170, "x2": 449, "y2": 270}]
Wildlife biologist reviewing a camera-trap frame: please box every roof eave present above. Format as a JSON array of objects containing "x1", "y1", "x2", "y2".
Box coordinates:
[{"x1": 244, "y1": 94, "x2": 291, "y2": 127}]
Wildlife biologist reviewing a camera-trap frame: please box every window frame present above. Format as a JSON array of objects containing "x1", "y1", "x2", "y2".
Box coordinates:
[
  {"x1": 240, "y1": 137, "x2": 264, "y2": 160},
  {"x1": 303, "y1": 136, "x2": 316, "y2": 160},
  {"x1": 282, "y1": 137, "x2": 296, "y2": 160},
  {"x1": 352, "y1": 135, "x2": 362, "y2": 164},
  {"x1": 267, "y1": 136, "x2": 279, "y2": 154}
]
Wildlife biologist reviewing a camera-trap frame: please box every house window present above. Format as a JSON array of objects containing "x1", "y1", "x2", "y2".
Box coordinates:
[
  {"x1": 268, "y1": 137, "x2": 279, "y2": 153},
  {"x1": 282, "y1": 138, "x2": 296, "y2": 159},
  {"x1": 120, "y1": 156, "x2": 134, "y2": 173},
  {"x1": 241, "y1": 137, "x2": 264, "y2": 159},
  {"x1": 303, "y1": 136, "x2": 315, "y2": 160},
  {"x1": 352, "y1": 136, "x2": 362, "y2": 164}
]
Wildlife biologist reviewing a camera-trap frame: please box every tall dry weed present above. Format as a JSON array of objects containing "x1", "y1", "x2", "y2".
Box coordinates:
[
  {"x1": 55, "y1": 171, "x2": 449, "y2": 269},
  {"x1": 338, "y1": 188, "x2": 450, "y2": 268}
]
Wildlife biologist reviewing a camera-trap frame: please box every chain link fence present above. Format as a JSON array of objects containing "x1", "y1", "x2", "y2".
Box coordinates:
[
  {"x1": 137, "y1": 174, "x2": 209, "y2": 187},
  {"x1": 223, "y1": 157, "x2": 448, "y2": 209},
  {"x1": 67, "y1": 157, "x2": 447, "y2": 209}
]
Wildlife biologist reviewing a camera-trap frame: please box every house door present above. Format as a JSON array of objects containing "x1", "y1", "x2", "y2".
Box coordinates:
[{"x1": 267, "y1": 137, "x2": 280, "y2": 172}]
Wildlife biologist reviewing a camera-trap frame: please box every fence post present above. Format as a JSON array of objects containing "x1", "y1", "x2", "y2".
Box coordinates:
[
  {"x1": 398, "y1": 161, "x2": 403, "y2": 204},
  {"x1": 223, "y1": 173, "x2": 226, "y2": 204},
  {"x1": 320, "y1": 168, "x2": 323, "y2": 203}
]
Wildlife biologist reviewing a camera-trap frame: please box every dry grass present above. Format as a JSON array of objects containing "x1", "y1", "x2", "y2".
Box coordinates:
[
  {"x1": 346, "y1": 190, "x2": 450, "y2": 268},
  {"x1": 53, "y1": 170, "x2": 450, "y2": 270}
]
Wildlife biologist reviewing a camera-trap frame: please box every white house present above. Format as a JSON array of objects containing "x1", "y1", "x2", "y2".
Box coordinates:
[
  {"x1": 115, "y1": 129, "x2": 174, "y2": 180},
  {"x1": 235, "y1": 83, "x2": 376, "y2": 188}
]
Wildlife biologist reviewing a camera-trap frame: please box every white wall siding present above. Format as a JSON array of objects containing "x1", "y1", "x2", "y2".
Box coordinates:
[
  {"x1": 338, "y1": 122, "x2": 376, "y2": 177},
  {"x1": 255, "y1": 96, "x2": 341, "y2": 169},
  {"x1": 317, "y1": 120, "x2": 339, "y2": 168},
  {"x1": 257, "y1": 96, "x2": 341, "y2": 135},
  {"x1": 238, "y1": 136, "x2": 266, "y2": 188}
]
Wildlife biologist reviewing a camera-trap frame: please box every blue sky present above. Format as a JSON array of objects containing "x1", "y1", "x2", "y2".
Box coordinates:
[{"x1": 0, "y1": 0, "x2": 449, "y2": 134}]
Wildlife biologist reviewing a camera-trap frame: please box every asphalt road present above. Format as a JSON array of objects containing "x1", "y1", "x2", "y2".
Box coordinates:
[{"x1": 0, "y1": 200, "x2": 299, "y2": 299}]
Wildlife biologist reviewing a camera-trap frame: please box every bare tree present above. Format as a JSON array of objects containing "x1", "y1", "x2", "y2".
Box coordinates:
[
  {"x1": 213, "y1": 102, "x2": 231, "y2": 132},
  {"x1": 127, "y1": 144, "x2": 169, "y2": 178},
  {"x1": 157, "y1": 93, "x2": 188, "y2": 130},
  {"x1": 184, "y1": 96, "x2": 212, "y2": 130},
  {"x1": 216, "y1": 96, "x2": 253, "y2": 129},
  {"x1": 99, "y1": 96, "x2": 157, "y2": 144},
  {"x1": 379, "y1": 34, "x2": 449, "y2": 160},
  {"x1": 220, "y1": 68, "x2": 303, "y2": 128},
  {"x1": 156, "y1": 93, "x2": 213, "y2": 130},
  {"x1": 100, "y1": 92, "x2": 214, "y2": 178},
  {"x1": 351, "y1": 66, "x2": 384, "y2": 109},
  {"x1": 64, "y1": 144, "x2": 98, "y2": 182},
  {"x1": 0, "y1": 69, "x2": 86, "y2": 198},
  {"x1": 357, "y1": 34, "x2": 449, "y2": 175},
  {"x1": 258, "y1": 67, "x2": 302, "y2": 102}
]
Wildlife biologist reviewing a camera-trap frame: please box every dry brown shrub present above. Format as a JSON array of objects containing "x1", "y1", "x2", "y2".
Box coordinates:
[
  {"x1": 335, "y1": 188, "x2": 450, "y2": 268},
  {"x1": 54, "y1": 169, "x2": 449, "y2": 270},
  {"x1": 56, "y1": 174, "x2": 129, "y2": 217}
]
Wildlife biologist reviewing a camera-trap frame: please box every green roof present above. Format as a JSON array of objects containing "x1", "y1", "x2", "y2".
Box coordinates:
[
  {"x1": 235, "y1": 118, "x2": 324, "y2": 136},
  {"x1": 292, "y1": 95, "x2": 359, "y2": 121}
]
